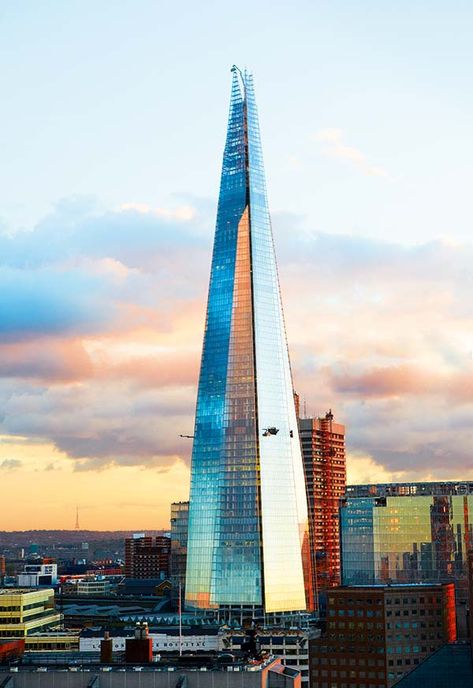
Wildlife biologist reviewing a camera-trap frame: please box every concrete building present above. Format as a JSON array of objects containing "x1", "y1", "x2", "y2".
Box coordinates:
[
  {"x1": 24, "y1": 631, "x2": 80, "y2": 652},
  {"x1": 310, "y1": 583, "x2": 456, "y2": 688},
  {"x1": 17, "y1": 563, "x2": 58, "y2": 587},
  {"x1": 76, "y1": 578, "x2": 112, "y2": 596},
  {"x1": 125, "y1": 534, "x2": 170, "y2": 580},
  {"x1": 223, "y1": 629, "x2": 317, "y2": 686},
  {"x1": 79, "y1": 627, "x2": 221, "y2": 654},
  {"x1": 0, "y1": 589, "x2": 61, "y2": 638},
  {"x1": 298, "y1": 409, "x2": 346, "y2": 601},
  {"x1": 0, "y1": 656, "x2": 301, "y2": 688}
]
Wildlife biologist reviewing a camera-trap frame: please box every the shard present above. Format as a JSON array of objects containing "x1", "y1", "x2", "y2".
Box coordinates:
[{"x1": 185, "y1": 67, "x2": 309, "y2": 616}]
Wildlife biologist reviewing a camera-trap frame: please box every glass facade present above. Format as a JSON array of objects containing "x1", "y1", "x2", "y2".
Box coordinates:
[
  {"x1": 185, "y1": 68, "x2": 308, "y2": 614},
  {"x1": 341, "y1": 495, "x2": 473, "y2": 588}
]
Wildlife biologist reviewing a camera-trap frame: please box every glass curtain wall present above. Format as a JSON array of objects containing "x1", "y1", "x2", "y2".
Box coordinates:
[{"x1": 185, "y1": 68, "x2": 308, "y2": 615}]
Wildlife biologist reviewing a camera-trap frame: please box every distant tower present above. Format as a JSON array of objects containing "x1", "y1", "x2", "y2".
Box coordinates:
[{"x1": 75, "y1": 506, "x2": 80, "y2": 531}]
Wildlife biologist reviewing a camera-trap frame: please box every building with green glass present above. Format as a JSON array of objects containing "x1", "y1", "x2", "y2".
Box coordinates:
[
  {"x1": 340, "y1": 489, "x2": 473, "y2": 635},
  {"x1": 184, "y1": 68, "x2": 309, "y2": 618}
]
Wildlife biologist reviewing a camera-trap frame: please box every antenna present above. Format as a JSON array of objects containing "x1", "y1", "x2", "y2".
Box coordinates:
[{"x1": 75, "y1": 506, "x2": 80, "y2": 531}]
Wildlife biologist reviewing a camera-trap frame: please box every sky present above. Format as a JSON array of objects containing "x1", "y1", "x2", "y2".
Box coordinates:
[{"x1": 1, "y1": 1, "x2": 473, "y2": 530}]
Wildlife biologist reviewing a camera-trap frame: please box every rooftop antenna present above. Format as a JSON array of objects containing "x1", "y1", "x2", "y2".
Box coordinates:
[
  {"x1": 303, "y1": 397, "x2": 307, "y2": 419},
  {"x1": 75, "y1": 505, "x2": 80, "y2": 531}
]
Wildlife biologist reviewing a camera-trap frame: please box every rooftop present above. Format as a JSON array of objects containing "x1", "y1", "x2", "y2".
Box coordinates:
[
  {"x1": 394, "y1": 643, "x2": 473, "y2": 686},
  {"x1": 346, "y1": 481, "x2": 473, "y2": 497}
]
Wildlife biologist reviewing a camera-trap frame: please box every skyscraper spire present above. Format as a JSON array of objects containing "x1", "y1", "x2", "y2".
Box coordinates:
[{"x1": 185, "y1": 68, "x2": 310, "y2": 617}]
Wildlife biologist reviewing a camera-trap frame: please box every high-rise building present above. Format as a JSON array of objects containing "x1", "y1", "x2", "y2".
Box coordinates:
[
  {"x1": 310, "y1": 583, "x2": 456, "y2": 688},
  {"x1": 124, "y1": 534, "x2": 170, "y2": 580},
  {"x1": 170, "y1": 501, "x2": 189, "y2": 603},
  {"x1": 299, "y1": 410, "x2": 346, "y2": 597},
  {"x1": 185, "y1": 67, "x2": 309, "y2": 618}
]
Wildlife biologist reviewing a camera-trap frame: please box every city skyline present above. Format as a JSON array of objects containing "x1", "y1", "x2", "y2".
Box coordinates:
[{"x1": 2, "y1": 2, "x2": 473, "y2": 530}]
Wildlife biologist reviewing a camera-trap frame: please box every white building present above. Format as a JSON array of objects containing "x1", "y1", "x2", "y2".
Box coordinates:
[
  {"x1": 222, "y1": 629, "x2": 319, "y2": 685},
  {"x1": 17, "y1": 564, "x2": 58, "y2": 587},
  {"x1": 79, "y1": 630, "x2": 220, "y2": 653}
]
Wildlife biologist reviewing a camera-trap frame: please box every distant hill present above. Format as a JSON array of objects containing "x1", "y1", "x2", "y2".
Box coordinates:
[{"x1": 0, "y1": 530, "x2": 168, "y2": 546}]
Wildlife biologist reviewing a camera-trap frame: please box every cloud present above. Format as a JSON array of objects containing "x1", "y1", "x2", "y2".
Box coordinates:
[
  {"x1": 1, "y1": 197, "x2": 473, "y2": 481},
  {"x1": 0, "y1": 459, "x2": 22, "y2": 470},
  {"x1": 313, "y1": 128, "x2": 388, "y2": 178}
]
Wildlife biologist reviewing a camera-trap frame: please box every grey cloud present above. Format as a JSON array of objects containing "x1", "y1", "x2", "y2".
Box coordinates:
[{"x1": 0, "y1": 459, "x2": 22, "y2": 470}]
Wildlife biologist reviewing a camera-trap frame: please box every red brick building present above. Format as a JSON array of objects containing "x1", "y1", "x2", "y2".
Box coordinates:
[
  {"x1": 124, "y1": 534, "x2": 170, "y2": 580},
  {"x1": 298, "y1": 408, "x2": 346, "y2": 602},
  {"x1": 310, "y1": 583, "x2": 456, "y2": 688}
]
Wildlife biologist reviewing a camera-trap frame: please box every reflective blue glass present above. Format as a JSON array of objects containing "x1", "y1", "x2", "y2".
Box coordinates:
[{"x1": 185, "y1": 68, "x2": 308, "y2": 614}]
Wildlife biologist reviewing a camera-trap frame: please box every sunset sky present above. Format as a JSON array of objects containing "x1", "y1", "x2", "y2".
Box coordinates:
[{"x1": 1, "y1": 1, "x2": 473, "y2": 530}]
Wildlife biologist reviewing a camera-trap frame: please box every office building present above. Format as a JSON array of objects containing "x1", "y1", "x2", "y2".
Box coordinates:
[
  {"x1": 299, "y1": 410, "x2": 346, "y2": 597},
  {"x1": 346, "y1": 481, "x2": 473, "y2": 498},
  {"x1": 340, "y1": 492, "x2": 473, "y2": 636},
  {"x1": 80, "y1": 626, "x2": 221, "y2": 654},
  {"x1": 341, "y1": 492, "x2": 473, "y2": 588},
  {"x1": 0, "y1": 557, "x2": 5, "y2": 579},
  {"x1": 17, "y1": 562, "x2": 58, "y2": 587},
  {"x1": 394, "y1": 642, "x2": 473, "y2": 687},
  {"x1": 124, "y1": 534, "x2": 170, "y2": 580},
  {"x1": 224, "y1": 628, "x2": 317, "y2": 685},
  {"x1": 310, "y1": 583, "x2": 456, "y2": 688},
  {"x1": 0, "y1": 589, "x2": 62, "y2": 638},
  {"x1": 76, "y1": 578, "x2": 112, "y2": 596},
  {"x1": 185, "y1": 67, "x2": 309, "y2": 618},
  {"x1": 170, "y1": 501, "x2": 189, "y2": 602}
]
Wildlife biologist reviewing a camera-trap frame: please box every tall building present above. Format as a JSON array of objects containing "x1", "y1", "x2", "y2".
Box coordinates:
[
  {"x1": 299, "y1": 410, "x2": 346, "y2": 596},
  {"x1": 310, "y1": 583, "x2": 456, "y2": 688},
  {"x1": 170, "y1": 501, "x2": 189, "y2": 603},
  {"x1": 124, "y1": 534, "x2": 170, "y2": 580},
  {"x1": 185, "y1": 67, "x2": 309, "y2": 618}
]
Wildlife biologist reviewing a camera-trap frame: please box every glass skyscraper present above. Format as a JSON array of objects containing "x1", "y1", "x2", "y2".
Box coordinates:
[{"x1": 185, "y1": 67, "x2": 309, "y2": 616}]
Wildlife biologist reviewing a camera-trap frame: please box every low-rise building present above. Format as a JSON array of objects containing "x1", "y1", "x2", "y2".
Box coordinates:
[
  {"x1": 224, "y1": 628, "x2": 317, "y2": 685},
  {"x1": 17, "y1": 563, "x2": 58, "y2": 587},
  {"x1": 76, "y1": 578, "x2": 112, "y2": 596},
  {"x1": 0, "y1": 589, "x2": 62, "y2": 638},
  {"x1": 79, "y1": 626, "x2": 221, "y2": 653},
  {"x1": 0, "y1": 655, "x2": 301, "y2": 688}
]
